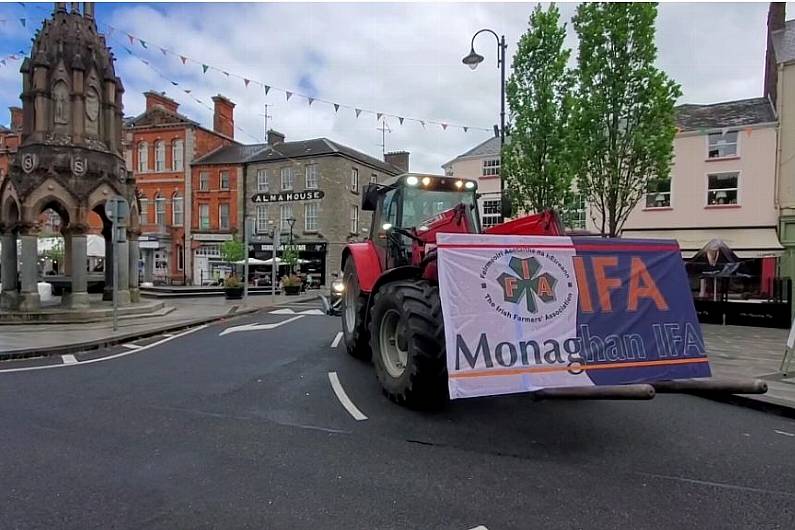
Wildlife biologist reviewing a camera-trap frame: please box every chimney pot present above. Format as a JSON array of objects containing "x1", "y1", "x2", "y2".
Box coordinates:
[
  {"x1": 212, "y1": 94, "x2": 235, "y2": 139},
  {"x1": 267, "y1": 129, "x2": 285, "y2": 145},
  {"x1": 144, "y1": 91, "x2": 179, "y2": 114}
]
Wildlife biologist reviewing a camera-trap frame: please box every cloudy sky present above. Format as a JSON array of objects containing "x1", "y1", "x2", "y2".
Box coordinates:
[{"x1": 0, "y1": 2, "x2": 788, "y2": 172}]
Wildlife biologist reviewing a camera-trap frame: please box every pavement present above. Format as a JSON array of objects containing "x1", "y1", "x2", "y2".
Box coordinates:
[
  {"x1": 0, "y1": 300, "x2": 793, "y2": 529},
  {"x1": 0, "y1": 291, "x2": 320, "y2": 357}
]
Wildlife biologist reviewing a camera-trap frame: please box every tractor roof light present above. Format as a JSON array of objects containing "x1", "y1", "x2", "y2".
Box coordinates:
[
  {"x1": 455, "y1": 180, "x2": 464, "y2": 189},
  {"x1": 465, "y1": 181, "x2": 475, "y2": 189},
  {"x1": 421, "y1": 176, "x2": 432, "y2": 186},
  {"x1": 406, "y1": 176, "x2": 419, "y2": 186}
]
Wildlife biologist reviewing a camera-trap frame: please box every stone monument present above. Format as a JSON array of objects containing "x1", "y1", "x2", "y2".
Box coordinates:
[{"x1": 0, "y1": 2, "x2": 139, "y2": 312}]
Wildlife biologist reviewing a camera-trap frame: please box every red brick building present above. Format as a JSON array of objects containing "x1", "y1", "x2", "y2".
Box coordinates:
[
  {"x1": 125, "y1": 92, "x2": 238, "y2": 284},
  {"x1": 0, "y1": 107, "x2": 22, "y2": 184}
]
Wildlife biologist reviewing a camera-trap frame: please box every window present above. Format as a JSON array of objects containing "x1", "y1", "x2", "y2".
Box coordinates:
[
  {"x1": 199, "y1": 204, "x2": 210, "y2": 230},
  {"x1": 172, "y1": 193, "x2": 184, "y2": 226},
  {"x1": 199, "y1": 171, "x2": 209, "y2": 191},
  {"x1": 256, "y1": 205, "x2": 269, "y2": 233},
  {"x1": 138, "y1": 197, "x2": 148, "y2": 225},
  {"x1": 155, "y1": 141, "x2": 165, "y2": 172},
  {"x1": 708, "y1": 130, "x2": 738, "y2": 159},
  {"x1": 483, "y1": 159, "x2": 500, "y2": 177},
  {"x1": 351, "y1": 167, "x2": 359, "y2": 192},
  {"x1": 482, "y1": 199, "x2": 502, "y2": 228},
  {"x1": 172, "y1": 140, "x2": 184, "y2": 171},
  {"x1": 219, "y1": 203, "x2": 230, "y2": 230},
  {"x1": 707, "y1": 172, "x2": 739, "y2": 205},
  {"x1": 176, "y1": 245, "x2": 183, "y2": 271},
  {"x1": 304, "y1": 202, "x2": 318, "y2": 232},
  {"x1": 154, "y1": 195, "x2": 166, "y2": 226},
  {"x1": 371, "y1": 173, "x2": 378, "y2": 184},
  {"x1": 281, "y1": 167, "x2": 294, "y2": 190},
  {"x1": 280, "y1": 204, "x2": 293, "y2": 232},
  {"x1": 257, "y1": 169, "x2": 269, "y2": 192},
  {"x1": 646, "y1": 178, "x2": 672, "y2": 208},
  {"x1": 564, "y1": 194, "x2": 586, "y2": 229},
  {"x1": 219, "y1": 171, "x2": 230, "y2": 190},
  {"x1": 350, "y1": 205, "x2": 359, "y2": 234},
  {"x1": 305, "y1": 164, "x2": 319, "y2": 189},
  {"x1": 137, "y1": 142, "x2": 148, "y2": 172}
]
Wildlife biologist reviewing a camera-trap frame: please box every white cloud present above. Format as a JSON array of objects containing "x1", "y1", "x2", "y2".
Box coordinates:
[{"x1": 0, "y1": 2, "x2": 781, "y2": 172}]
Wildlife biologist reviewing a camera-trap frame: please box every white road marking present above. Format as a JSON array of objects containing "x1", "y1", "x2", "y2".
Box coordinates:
[
  {"x1": 122, "y1": 343, "x2": 142, "y2": 350},
  {"x1": 299, "y1": 309, "x2": 325, "y2": 315},
  {"x1": 774, "y1": 429, "x2": 795, "y2": 437},
  {"x1": 61, "y1": 354, "x2": 78, "y2": 364},
  {"x1": 270, "y1": 308, "x2": 296, "y2": 315},
  {"x1": 0, "y1": 325, "x2": 208, "y2": 374},
  {"x1": 328, "y1": 371, "x2": 367, "y2": 421},
  {"x1": 218, "y1": 315, "x2": 304, "y2": 336},
  {"x1": 468, "y1": 526, "x2": 489, "y2": 530},
  {"x1": 330, "y1": 332, "x2": 343, "y2": 348}
]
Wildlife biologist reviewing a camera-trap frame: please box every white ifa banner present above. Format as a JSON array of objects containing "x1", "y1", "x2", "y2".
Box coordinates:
[{"x1": 437, "y1": 233, "x2": 592, "y2": 399}]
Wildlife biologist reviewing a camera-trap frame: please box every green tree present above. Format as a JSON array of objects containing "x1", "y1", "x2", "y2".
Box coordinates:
[
  {"x1": 220, "y1": 237, "x2": 245, "y2": 265},
  {"x1": 503, "y1": 3, "x2": 575, "y2": 214},
  {"x1": 571, "y1": 2, "x2": 681, "y2": 237},
  {"x1": 281, "y1": 245, "x2": 299, "y2": 274}
]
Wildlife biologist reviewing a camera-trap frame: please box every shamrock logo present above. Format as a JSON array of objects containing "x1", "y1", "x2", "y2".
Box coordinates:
[{"x1": 496, "y1": 256, "x2": 557, "y2": 313}]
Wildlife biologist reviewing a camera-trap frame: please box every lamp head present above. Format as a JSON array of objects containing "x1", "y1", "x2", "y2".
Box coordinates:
[{"x1": 462, "y1": 48, "x2": 484, "y2": 70}]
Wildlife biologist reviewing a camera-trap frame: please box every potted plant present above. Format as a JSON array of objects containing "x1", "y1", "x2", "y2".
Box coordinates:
[
  {"x1": 224, "y1": 275, "x2": 244, "y2": 300},
  {"x1": 282, "y1": 274, "x2": 302, "y2": 296}
]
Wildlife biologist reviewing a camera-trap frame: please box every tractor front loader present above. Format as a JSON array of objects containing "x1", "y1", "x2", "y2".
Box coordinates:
[{"x1": 336, "y1": 173, "x2": 767, "y2": 408}]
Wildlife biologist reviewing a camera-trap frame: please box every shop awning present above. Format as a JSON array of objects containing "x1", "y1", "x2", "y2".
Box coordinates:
[{"x1": 621, "y1": 227, "x2": 784, "y2": 259}]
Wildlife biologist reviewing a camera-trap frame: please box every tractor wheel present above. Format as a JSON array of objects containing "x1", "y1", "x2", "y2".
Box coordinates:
[
  {"x1": 370, "y1": 280, "x2": 448, "y2": 409},
  {"x1": 341, "y1": 257, "x2": 370, "y2": 360}
]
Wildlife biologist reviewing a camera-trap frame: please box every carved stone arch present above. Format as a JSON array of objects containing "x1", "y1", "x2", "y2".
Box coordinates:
[
  {"x1": 85, "y1": 182, "x2": 123, "y2": 215},
  {"x1": 1, "y1": 195, "x2": 21, "y2": 231},
  {"x1": 22, "y1": 178, "x2": 79, "y2": 228},
  {"x1": 84, "y1": 68, "x2": 102, "y2": 138}
]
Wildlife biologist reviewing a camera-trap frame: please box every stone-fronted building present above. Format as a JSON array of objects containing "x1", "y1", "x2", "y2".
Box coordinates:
[
  {"x1": 124, "y1": 92, "x2": 237, "y2": 284},
  {"x1": 240, "y1": 131, "x2": 408, "y2": 285}
]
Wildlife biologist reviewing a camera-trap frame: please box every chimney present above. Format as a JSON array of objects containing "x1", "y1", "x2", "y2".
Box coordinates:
[
  {"x1": 384, "y1": 151, "x2": 410, "y2": 173},
  {"x1": 267, "y1": 129, "x2": 285, "y2": 146},
  {"x1": 144, "y1": 91, "x2": 179, "y2": 114},
  {"x1": 765, "y1": 3, "x2": 786, "y2": 107},
  {"x1": 212, "y1": 94, "x2": 235, "y2": 139},
  {"x1": 9, "y1": 107, "x2": 22, "y2": 132}
]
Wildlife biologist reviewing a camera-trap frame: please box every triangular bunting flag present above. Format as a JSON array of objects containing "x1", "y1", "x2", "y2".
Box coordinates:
[
  {"x1": 180, "y1": 55, "x2": 187, "y2": 64},
  {"x1": 307, "y1": 97, "x2": 314, "y2": 106},
  {"x1": 264, "y1": 85, "x2": 270, "y2": 95},
  {"x1": 160, "y1": 48, "x2": 167, "y2": 56},
  {"x1": 420, "y1": 120, "x2": 425, "y2": 128},
  {"x1": 463, "y1": 126, "x2": 468, "y2": 132},
  {"x1": 1, "y1": 60, "x2": 5, "y2": 66},
  {"x1": 19, "y1": 18, "x2": 25, "y2": 27},
  {"x1": 334, "y1": 104, "x2": 340, "y2": 112},
  {"x1": 286, "y1": 91, "x2": 292, "y2": 101},
  {"x1": 442, "y1": 123, "x2": 448, "y2": 130},
  {"x1": 142, "y1": 59, "x2": 149, "y2": 66},
  {"x1": 123, "y1": 47, "x2": 132, "y2": 55},
  {"x1": 202, "y1": 64, "x2": 209, "y2": 73},
  {"x1": 140, "y1": 40, "x2": 147, "y2": 49},
  {"x1": 171, "y1": 81, "x2": 178, "y2": 86},
  {"x1": 399, "y1": 117, "x2": 404, "y2": 125},
  {"x1": 223, "y1": 71, "x2": 229, "y2": 77},
  {"x1": 244, "y1": 78, "x2": 250, "y2": 87},
  {"x1": 184, "y1": 89, "x2": 191, "y2": 94},
  {"x1": 377, "y1": 113, "x2": 383, "y2": 121},
  {"x1": 128, "y1": 34, "x2": 134, "y2": 45},
  {"x1": 355, "y1": 108, "x2": 362, "y2": 118}
]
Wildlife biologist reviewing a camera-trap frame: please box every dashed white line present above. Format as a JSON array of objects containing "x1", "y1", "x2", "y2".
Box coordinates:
[
  {"x1": 330, "y1": 332, "x2": 343, "y2": 348},
  {"x1": 122, "y1": 343, "x2": 142, "y2": 350},
  {"x1": 328, "y1": 371, "x2": 367, "y2": 421},
  {"x1": 61, "y1": 354, "x2": 78, "y2": 364},
  {"x1": 774, "y1": 429, "x2": 795, "y2": 437},
  {"x1": 0, "y1": 325, "x2": 208, "y2": 374}
]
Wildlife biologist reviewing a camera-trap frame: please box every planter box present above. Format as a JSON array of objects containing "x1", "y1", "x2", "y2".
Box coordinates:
[
  {"x1": 284, "y1": 285, "x2": 301, "y2": 296},
  {"x1": 224, "y1": 286, "x2": 244, "y2": 300}
]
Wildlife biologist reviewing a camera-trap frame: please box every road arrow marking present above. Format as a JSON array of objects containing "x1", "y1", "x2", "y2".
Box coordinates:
[
  {"x1": 270, "y1": 308, "x2": 295, "y2": 315},
  {"x1": 218, "y1": 315, "x2": 304, "y2": 336},
  {"x1": 299, "y1": 309, "x2": 325, "y2": 315},
  {"x1": 122, "y1": 343, "x2": 142, "y2": 350}
]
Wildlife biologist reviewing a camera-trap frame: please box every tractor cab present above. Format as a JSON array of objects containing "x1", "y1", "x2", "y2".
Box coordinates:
[{"x1": 361, "y1": 173, "x2": 480, "y2": 270}]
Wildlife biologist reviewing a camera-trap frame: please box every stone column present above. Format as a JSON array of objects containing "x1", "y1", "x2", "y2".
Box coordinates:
[
  {"x1": 102, "y1": 232, "x2": 113, "y2": 301},
  {"x1": 63, "y1": 233, "x2": 72, "y2": 275},
  {"x1": 116, "y1": 240, "x2": 130, "y2": 305},
  {"x1": 63, "y1": 229, "x2": 89, "y2": 309},
  {"x1": 128, "y1": 233, "x2": 140, "y2": 302},
  {"x1": 0, "y1": 230, "x2": 19, "y2": 310},
  {"x1": 143, "y1": 248, "x2": 154, "y2": 283},
  {"x1": 18, "y1": 227, "x2": 40, "y2": 311}
]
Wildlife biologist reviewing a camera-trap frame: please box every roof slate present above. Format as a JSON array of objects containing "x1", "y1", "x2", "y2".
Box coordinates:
[
  {"x1": 243, "y1": 138, "x2": 401, "y2": 174},
  {"x1": 193, "y1": 143, "x2": 266, "y2": 165},
  {"x1": 674, "y1": 97, "x2": 776, "y2": 131}
]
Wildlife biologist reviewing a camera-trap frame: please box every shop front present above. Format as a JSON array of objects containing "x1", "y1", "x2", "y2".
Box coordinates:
[
  {"x1": 138, "y1": 235, "x2": 171, "y2": 285},
  {"x1": 249, "y1": 239, "x2": 328, "y2": 288},
  {"x1": 192, "y1": 233, "x2": 233, "y2": 286}
]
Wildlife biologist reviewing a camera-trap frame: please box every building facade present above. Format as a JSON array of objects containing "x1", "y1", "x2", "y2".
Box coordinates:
[
  {"x1": 125, "y1": 91, "x2": 236, "y2": 284},
  {"x1": 241, "y1": 131, "x2": 407, "y2": 286}
]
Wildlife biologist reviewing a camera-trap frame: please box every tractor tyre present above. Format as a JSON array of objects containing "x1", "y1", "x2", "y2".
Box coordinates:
[
  {"x1": 370, "y1": 280, "x2": 448, "y2": 409},
  {"x1": 341, "y1": 257, "x2": 370, "y2": 360}
]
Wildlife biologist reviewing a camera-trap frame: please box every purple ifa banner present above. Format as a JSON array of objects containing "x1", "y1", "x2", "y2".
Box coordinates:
[{"x1": 436, "y1": 234, "x2": 711, "y2": 399}]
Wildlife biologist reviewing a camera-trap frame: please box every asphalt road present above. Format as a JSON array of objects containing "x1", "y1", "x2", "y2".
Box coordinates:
[{"x1": 1, "y1": 299, "x2": 794, "y2": 529}]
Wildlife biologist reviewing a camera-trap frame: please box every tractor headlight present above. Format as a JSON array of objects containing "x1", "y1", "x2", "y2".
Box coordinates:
[
  {"x1": 465, "y1": 181, "x2": 475, "y2": 189},
  {"x1": 332, "y1": 280, "x2": 345, "y2": 293},
  {"x1": 455, "y1": 180, "x2": 463, "y2": 189},
  {"x1": 406, "y1": 176, "x2": 419, "y2": 186}
]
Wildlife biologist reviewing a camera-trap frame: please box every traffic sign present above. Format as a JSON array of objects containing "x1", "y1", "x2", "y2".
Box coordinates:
[{"x1": 104, "y1": 196, "x2": 129, "y2": 224}]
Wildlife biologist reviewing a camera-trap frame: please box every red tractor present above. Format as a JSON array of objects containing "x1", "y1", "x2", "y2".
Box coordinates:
[
  {"x1": 339, "y1": 173, "x2": 564, "y2": 407},
  {"x1": 338, "y1": 173, "x2": 767, "y2": 408}
]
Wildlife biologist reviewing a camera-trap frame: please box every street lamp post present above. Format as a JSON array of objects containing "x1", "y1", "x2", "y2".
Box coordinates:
[{"x1": 463, "y1": 28, "x2": 508, "y2": 218}]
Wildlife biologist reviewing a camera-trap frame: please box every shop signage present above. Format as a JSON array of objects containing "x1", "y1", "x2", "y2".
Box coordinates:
[
  {"x1": 251, "y1": 190, "x2": 325, "y2": 203},
  {"x1": 256, "y1": 243, "x2": 326, "y2": 252},
  {"x1": 192, "y1": 233, "x2": 234, "y2": 242}
]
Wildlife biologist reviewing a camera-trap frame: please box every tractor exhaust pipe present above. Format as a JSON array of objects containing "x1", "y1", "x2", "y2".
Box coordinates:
[
  {"x1": 651, "y1": 378, "x2": 768, "y2": 395},
  {"x1": 533, "y1": 384, "x2": 656, "y2": 401}
]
